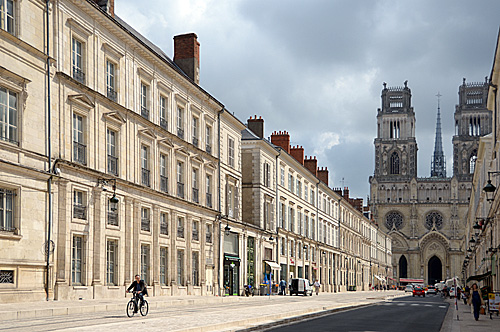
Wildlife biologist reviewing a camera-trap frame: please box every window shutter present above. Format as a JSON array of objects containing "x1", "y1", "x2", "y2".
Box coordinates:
[{"x1": 270, "y1": 201, "x2": 275, "y2": 231}]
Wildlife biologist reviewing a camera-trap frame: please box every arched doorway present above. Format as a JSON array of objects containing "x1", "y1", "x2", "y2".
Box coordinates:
[
  {"x1": 428, "y1": 256, "x2": 442, "y2": 285},
  {"x1": 399, "y1": 255, "x2": 408, "y2": 279}
]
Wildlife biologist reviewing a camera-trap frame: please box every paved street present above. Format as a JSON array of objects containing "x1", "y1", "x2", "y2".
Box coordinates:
[
  {"x1": 267, "y1": 294, "x2": 448, "y2": 332},
  {"x1": 0, "y1": 291, "x2": 402, "y2": 332}
]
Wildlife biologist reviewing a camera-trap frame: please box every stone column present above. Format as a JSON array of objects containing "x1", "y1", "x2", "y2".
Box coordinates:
[
  {"x1": 133, "y1": 200, "x2": 141, "y2": 279},
  {"x1": 170, "y1": 210, "x2": 177, "y2": 295},
  {"x1": 200, "y1": 218, "x2": 206, "y2": 296},
  {"x1": 186, "y1": 215, "x2": 192, "y2": 295},
  {"x1": 124, "y1": 197, "x2": 134, "y2": 285},
  {"x1": 152, "y1": 204, "x2": 160, "y2": 296},
  {"x1": 92, "y1": 187, "x2": 104, "y2": 298},
  {"x1": 54, "y1": 179, "x2": 69, "y2": 300}
]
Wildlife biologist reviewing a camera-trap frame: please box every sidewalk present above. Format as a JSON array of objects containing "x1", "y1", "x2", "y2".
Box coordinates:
[
  {"x1": 440, "y1": 297, "x2": 500, "y2": 332},
  {"x1": 0, "y1": 290, "x2": 406, "y2": 332}
]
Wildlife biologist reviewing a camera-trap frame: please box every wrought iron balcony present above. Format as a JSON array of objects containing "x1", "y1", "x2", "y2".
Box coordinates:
[
  {"x1": 141, "y1": 106, "x2": 150, "y2": 120},
  {"x1": 160, "y1": 175, "x2": 168, "y2": 193},
  {"x1": 177, "y1": 127, "x2": 184, "y2": 139},
  {"x1": 192, "y1": 188, "x2": 199, "y2": 203},
  {"x1": 160, "y1": 118, "x2": 168, "y2": 130},
  {"x1": 141, "y1": 217, "x2": 150, "y2": 232},
  {"x1": 206, "y1": 144, "x2": 212, "y2": 154},
  {"x1": 107, "y1": 87, "x2": 117, "y2": 102},
  {"x1": 142, "y1": 168, "x2": 150, "y2": 187},
  {"x1": 73, "y1": 67, "x2": 85, "y2": 84},
  {"x1": 73, "y1": 141, "x2": 86, "y2": 165},
  {"x1": 177, "y1": 182, "x2": 184, "y2": 199},
  {"x1": 107, "y1": 211, "x2": 118, "y2": 226},
  {"x1": 107, "y1": 155, "x2": 118, "y2": 176},
  {"x1": 73, "y1": 204, "x2": 87, "y2": 220},
  {"x1": 192, "y1": 137, "x2": 199, "y2": 148},
  {"x1": 206, "y1": 193, "x2": 212, "y2": 208}
]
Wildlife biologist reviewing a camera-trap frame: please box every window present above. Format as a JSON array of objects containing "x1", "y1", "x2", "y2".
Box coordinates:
[
  {"x1": 310, "y1": 189, "x2": 315, "y2": 205},
  {"x1": 73, "y1": 190, "x2": 86, "y2": 220},
  {"x1": 0, "y1": 270, "x2": 13, "y2": 284},
  {"x1": 177, "y1": 107, "x2": 184, "y2": 139},
  {"x1": 470, "y1": 154, "x2": 477, "y2": 174},
  {"x1": 177, "y1": 161, "x2": 184, "y2": 198},
  {"x1": 304, "y1": 185, "x2": 308, "y2": 201},
  {"x1": 192, "y1": 116, "x2": 199, "y2": 147},
  {"x1": 73, "y1": 113, "x2": 86, "y2": 165},
  {"x1": 206, "y1": 224, "x2": 213, "y2": 243},
  {"x1": 140, "y1": 83, "x2": 149, "y2": 119},
  {"x1": 288, "y1": 174, "x2": 293, "y2": 192},
  {"x1": 107, "y1": 199, "x2": 118, "y2": 226},
  {"x1": 141, "y1": 244, "x2": 150, "y2": 285},
  {"x1": 263, "y1": 162, "x2": 270, "y2": 187},
  {"x1": 296, "y1": 179, "x2": 301, "y2": 197},
  {"x1": 0, "y1": 188, "x2": 14, "y2": 232},
  {"x1": 280, "y1": 168, "x2": 285, "y2": 186},
  {"x1": 192, "y1": 251, "x2": 199, "y2": 286},
  {"x1": 226, "y1": 183, "x2": 237, "y2": 218},
  {"x1": 279, "y1": 202, "x2": 285, "y2": 228},
  {"x1": 192, "y1": 220, "x2": 199, "y2": 241},
  {"x1": 72, "y1": 235, "x2": 84, "y2": 285},
  {"x1": 177, "y1": 249, "x2": 185, "y2": 286},
  {"x1": 160, "y1": 247, "x2": 168, "y2": 286},
  {"x1": 177, "y1": 216, "x2": 184, "y2": 238},
  {"x1": 206, "y1": 175, "x2": 212, "y2": 208},
  {"x1": 206, "y1": 125, "x2": 212, "y2": 153},
  {"x1": 192, "y1": 168, "x2": 199, "y2": 203},
  {"x1": 390, "y1": 152, "x2": 399, "y2": 175},
  {"x1": 228, "y1": 137, "x2": 235, "y2": 167},
  {"x1": 289, "y1": 207, "x2": 295, "y2": 233},
  {"x1": 141, "y1": 145, "x2": 150, "y2": 187},
  {"x1": 280, "y1": 237, "x2": 285, "y2": 255},
  {"x1": 160, "y1": 212, "x2": 168, "y2": 235},
  {"x1": 264, "y1": 200, "x2": 271, "y2": 230},
  {"x1": 298, "y1": 211, "x2": 303, "y2": 235},
  {"x1": 160, "y1": 96, "x2": 168, "y2": 130},
  {"x1": 106, "y1": 239, "x2": 117, "y2": 285},
  {"x1": 160, "y1": 154, "x2": 168, "y2": 193},
  {"x1": 0, "y1": 0, "x2": 14, "y2": 34},
  {"x1": 107, "y1": 129, "x2": 118, "y2": 175},
  {"x1": 141, "y1": 207, "x2": 150, "y2": 232},
  {"x1": 0, "y1": 87, "x2": 17, "y2": 144},
  {"x1": 106, "y1": 60, "x2": 117, "y2": 101},
  {"x1": 72, "y1": 37, "x2": 84, "y2": 83},
  {"x1": 305, "y1": 215, "x2": 309, "y2": 238}
]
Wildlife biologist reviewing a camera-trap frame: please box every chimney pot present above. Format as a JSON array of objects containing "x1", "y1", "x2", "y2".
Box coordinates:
[{"x1": 247, "y1": 115, "x2": 265, "y2": 139}]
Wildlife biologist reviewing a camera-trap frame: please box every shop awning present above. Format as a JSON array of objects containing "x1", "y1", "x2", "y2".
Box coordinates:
[
  {"x1": 265, "y1": 261, "x2": 280, "y2": 269},
  {"x1": 399, "y1": 278, "x2": 424, "y2": 283},
  {"x1": 466, "y1": 271, "x2": 491, "y2": 283},
  {"x1": 374, "y1": 275, "x2": 385, "y2": 282}
]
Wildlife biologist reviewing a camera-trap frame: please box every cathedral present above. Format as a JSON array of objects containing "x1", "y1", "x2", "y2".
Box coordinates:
[{"x1": 369, "y1": 79, "x2": 491, "y2": 285}]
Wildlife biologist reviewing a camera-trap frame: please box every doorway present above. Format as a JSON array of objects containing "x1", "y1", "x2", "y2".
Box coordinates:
[
  {"x1": 427, "y1": 256, "x2": 442, "y2": 285},
  {"x1": 399, "y1": 255, "x2": 408, "y2": 279},
  {"x1": 223, "y1": 259, "x2": 240, "y2": 295}
]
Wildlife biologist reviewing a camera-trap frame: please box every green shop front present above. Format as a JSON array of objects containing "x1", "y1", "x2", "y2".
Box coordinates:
[{"x1": 224, "y1": 232, "x2": 240, "y2": 296}]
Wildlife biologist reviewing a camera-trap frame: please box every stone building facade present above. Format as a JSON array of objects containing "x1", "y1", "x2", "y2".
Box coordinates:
[{"x1": 370, "y1": 79, "x2": 491, "y2": 285}]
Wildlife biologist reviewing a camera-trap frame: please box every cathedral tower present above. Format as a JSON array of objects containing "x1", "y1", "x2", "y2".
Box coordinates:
[{"x1": 431, "y1": 94, "x2": 446, "y2": 178}]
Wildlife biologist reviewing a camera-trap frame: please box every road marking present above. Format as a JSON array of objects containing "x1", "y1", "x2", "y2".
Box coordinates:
[
  {"x1": 397, "y1": 303, "x2": 406, "y2": 306},
  {"x1": 424, "y1": 304, "x2": 432, "y2": 307},
  {"x1": 439, "y1": 306, "x2": 447, "y2": 308},
  {"x1": 410, "y1": 304, "x2": 420, "y2": 306}
]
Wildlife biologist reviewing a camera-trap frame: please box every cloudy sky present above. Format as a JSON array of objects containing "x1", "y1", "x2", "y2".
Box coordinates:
[{"x1": 116, "y1": 0, "x2": 500, "y2": 199}]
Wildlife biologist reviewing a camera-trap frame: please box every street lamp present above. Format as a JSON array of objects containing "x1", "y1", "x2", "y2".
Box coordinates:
[
  {"x1": 224, "y1": 223, "x2": 231, "y2": 236},
  {"x1": 483, "y1": 171, "x2": 500, "y2": 201}
]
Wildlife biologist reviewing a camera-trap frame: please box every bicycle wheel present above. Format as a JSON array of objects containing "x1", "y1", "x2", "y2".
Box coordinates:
[
  {"x1": 140, "y1": 300, "x2": 149, "y2": 316},
  {"x1": 126, "y1": 300, "x2": 136, "y2": 317}
]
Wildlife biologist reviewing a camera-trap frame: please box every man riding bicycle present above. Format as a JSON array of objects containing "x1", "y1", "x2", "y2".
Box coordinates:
[{"x1": 126, "y1": 274, "x2": 148, "y2": 312}]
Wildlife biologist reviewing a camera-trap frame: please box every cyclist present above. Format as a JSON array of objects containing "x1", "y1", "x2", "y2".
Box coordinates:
[{"x1": 126, "y1": 274, "x2": 148, "y2": 312}]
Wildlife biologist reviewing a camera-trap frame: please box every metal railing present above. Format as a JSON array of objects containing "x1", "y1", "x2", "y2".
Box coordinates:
[
  {"x1": 107, "y1": 155, "x2": 118, "y2": 176},
  {"x1": 160, "y1": 118, "x2": 168, "y2": 130},
  {"x1": 192, "y1": 137, "x2": 199, "y2": 148},
  {"x1": 142, "y1": 168, "x2": 150, "y2": 187},
  {"x1": 107, "y1": 211, "x2": 118, "y2": 226},
  {"x1": 141, "y1": 217, "x2": 150, "y2": 232},
  {"x1": 107, "y1": 87, "x2": 117, "y2": 101},
  {"x1": 192, "y1": 229, "x2": 199, "y2": 241},
  {"x1": 177, "y1": 127, "x2": 184, "y2": 139},
  {"x1": 192, "y1": 188, "x2": 199, "y2": 203},
  {"x1": 73, "y1": 141, "x2": 86, "y2": 165},
  {"x1": 160, "y1": 222, "x2": 168, "y2": 235},
  {"x1": 73, "y1": 204, "x2": 87, "y2": 220},
  {"x1": 177, "y1": 226, "x2": 184, "y2": 238},
  {"x1": 73, "y1": 67, "x2": 85, "y2": 84},
  {"x1": 160, "y1": 175, "x2": 168, "y2": 193},
  {"x1": 177, "y1": 182, "x2": 184, "y2": 198},
  {"x1": 206, "y1": 144, "x2": 212, "y2": 154},
  {"x1": 141, "y1": 106, "x2": 150, "y2": 120}
]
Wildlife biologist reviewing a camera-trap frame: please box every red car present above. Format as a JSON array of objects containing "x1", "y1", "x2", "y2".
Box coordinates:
[{"x1": 413, "y1": 287, "x2": 425, "y2": 297}]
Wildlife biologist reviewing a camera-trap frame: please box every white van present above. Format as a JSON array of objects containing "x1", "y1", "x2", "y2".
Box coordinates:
[{"x1": 290, "y1": 278, "x2": 313, "y2": 296}]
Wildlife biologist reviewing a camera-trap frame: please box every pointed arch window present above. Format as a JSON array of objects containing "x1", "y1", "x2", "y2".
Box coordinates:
[
  {"x1": 390, "y1": 152, "x2": 400, "y2": 175},
  {"x1": 469, "y1": 152, "x2": 477, "y2": 174}
]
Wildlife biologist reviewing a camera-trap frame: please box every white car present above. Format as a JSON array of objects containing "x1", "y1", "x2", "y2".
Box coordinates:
[{"x1": 405, "y1": 285, "x2": 413, "y2": 293}]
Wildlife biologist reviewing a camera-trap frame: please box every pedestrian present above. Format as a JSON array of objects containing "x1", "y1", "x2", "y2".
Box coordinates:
[
  {"x1": 463, "y1": 285, "x2": 470, "y2": 305},
  {"x1": 467, "y1": 283, "x2": 485, "y2": 321},
  {"x1": 279, "y1": 279, "x2": 287, "y2": 295},
  {"x1": 313, "y1": 280, "x2": 321, "y2": 295}
]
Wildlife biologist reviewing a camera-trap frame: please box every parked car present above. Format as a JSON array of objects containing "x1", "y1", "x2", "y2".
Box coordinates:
[
  {"x1": 405, "y1": 285, "x2": 413, "y2": 293},
  {"x1": 427, "y1": 286, "x2": 437, "y2": 295},
  {"x1": 289, "y1": 278, "x2": 313, "y2": 296},
  {"x1": 413, "y1": 286, "x2": 425, "y2": 297}
]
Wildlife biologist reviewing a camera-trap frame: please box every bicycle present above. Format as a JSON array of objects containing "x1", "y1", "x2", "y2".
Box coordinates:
[{"x1": 126, "y1": 291, "x2": 148, "y2": 317}]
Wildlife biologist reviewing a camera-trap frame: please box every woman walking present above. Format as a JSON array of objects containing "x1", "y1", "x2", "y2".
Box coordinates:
[{"x1": 467, "y1": 283, "x2": 484, "y2": 321}]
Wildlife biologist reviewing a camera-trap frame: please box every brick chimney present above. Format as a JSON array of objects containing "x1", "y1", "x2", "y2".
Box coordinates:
[
  {"x1": 343, "y1": 187, "x2": 350, "y2": 200},
  {"x1": 290, "y1": 146, "x2": 304, "y2": 165},
  {"x1": 317, "y1": 167, "x2": 329, "y2": 185},
  {"x1": 173, "y1": 33, "x2": 200, "y2": 84},
  {"x1": 95, "y1": 0, "x2": 114, "y2": 17},
  {"x1": 304, "y1": 156, "x2": 318, "y2": 177},
  {"x1": 333, "y1": 187, "x2": 342, "y2": 196},
  {"x1": 271, "y1": 131, "x2": 290, "y2": 154},
  {"x1": 247, "y1": 115, "x2": 264, "y2": 139}
]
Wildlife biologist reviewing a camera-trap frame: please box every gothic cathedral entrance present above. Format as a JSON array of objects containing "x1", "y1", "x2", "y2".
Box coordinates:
[
  {"x1": 399, "y1": 256, "x2": 408, "y2": 279},
  {"x1": 427, "y1": 256, "x2": 442, "y2": 285}
]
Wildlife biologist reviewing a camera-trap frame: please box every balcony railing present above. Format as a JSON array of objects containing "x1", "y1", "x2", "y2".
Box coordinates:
[
  {"x1": 192, "y1": 229, "x2": 199, "y2": 241},
  {"x1": 192, "y1": 137, "x2": 199, "y2": 148},
  {"x1": 141, "y1": 217, "x2": 150, "y2": 232},
  {"x1": 73, "y1": 67, "x2": 85, "y2": 84},
  {"x1": 206, "y1": 193, "x2": 212, "y2": 208},
  {"x1": 177, "y1": 182, "x2": 184, "y2": 199},
  {"x1": 160, "y1": 175, "x2": 168, "y2": 193},
  {"x1": 177, "y1": 226, "x2": 184, "y2": 238},
  {"x1": 192, "y1": 188, "x2": 199, "y2": 203},
  {"x1": 160, "y1": 118, "x2": 168, "y2": 130},
  {"x1": 107, "y1": 211, "x2": 118, "y2": 226},
  {"x1": 141, "y1": 106, "x2": 150, "y2": 120},
  {"x1": 73, "y1": 141, "x2": 86, "y2": 165},
  {"x1": 73, "y1": 204, "x2": 87, "y2": 220},
  {"x1": 142, "y1": 168, "x2": 150, "y2": 187},
  {"x1": 107, "y1": 87, "x2": 117, "y2": 102},
  {"x1": 0, "y1": 224, "x2": 16, "y2": 232},
  {"x1": 108, "y1": 155, "x2": 118, "y2": 176},
  {"x1": 160, "y1": 222, "x2": 168, "y2": 235},
  {"x1": 177, "y1": 127, "x2": 184, "y2": 139},
  {"x1": 206, "y1": 144, "x2": 212, "y2": 154}
]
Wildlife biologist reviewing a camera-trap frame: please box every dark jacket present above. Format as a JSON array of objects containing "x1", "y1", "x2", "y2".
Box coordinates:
[{"x1": 127, "y1": 280, "x2": 148, "y2": 295}]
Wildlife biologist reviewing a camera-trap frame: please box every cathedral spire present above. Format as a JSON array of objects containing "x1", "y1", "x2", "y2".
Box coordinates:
[{"x1": 431, "y1": 92, "x2": 446, "y2": 178}]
